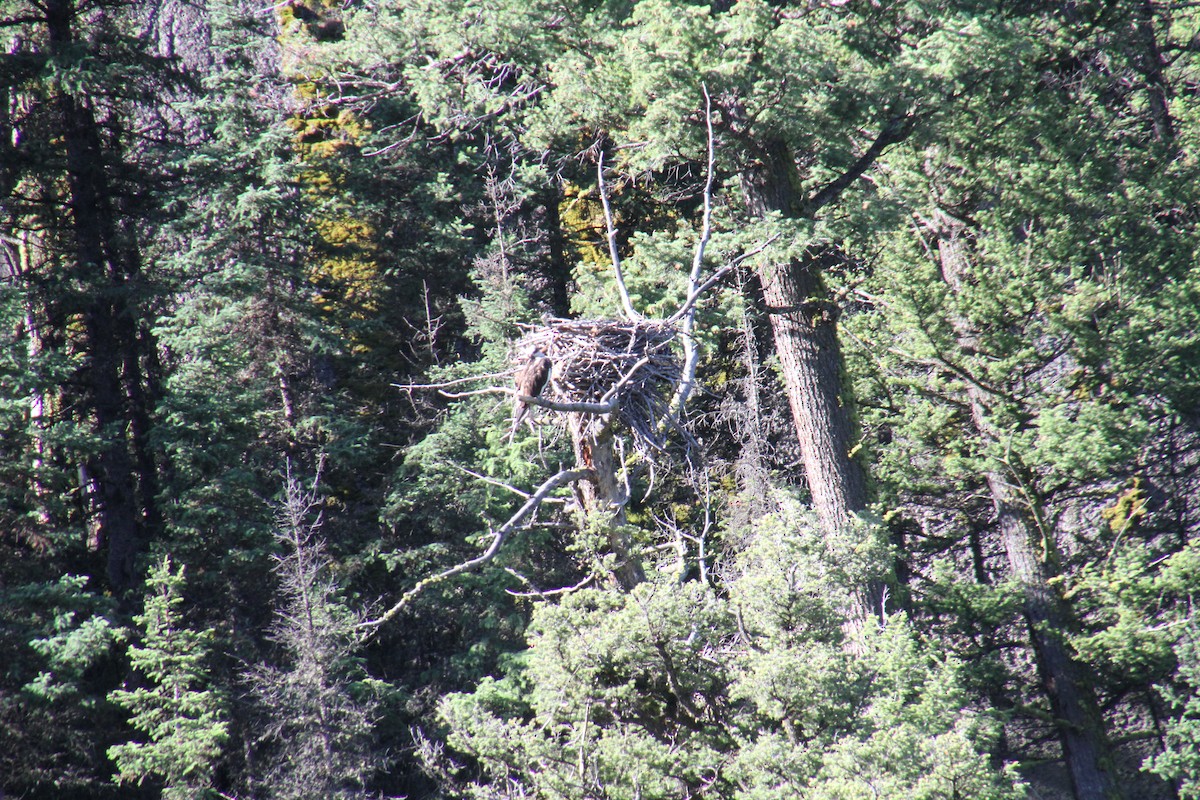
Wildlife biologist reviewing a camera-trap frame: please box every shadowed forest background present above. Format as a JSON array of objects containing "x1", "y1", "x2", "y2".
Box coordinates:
[{"x1": 2, "y1": 0, "x2": 1200, "y2": 798}]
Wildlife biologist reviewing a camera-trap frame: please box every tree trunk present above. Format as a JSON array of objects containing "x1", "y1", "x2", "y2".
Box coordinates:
[
  {"x1": 2, "y1": 233, "x2": 56, "y2": 528},
  {"x1": 48, "y1": 0, "x2": 153, "y2": 591},
  {"x1": 567, "y1": 415, "x2": 644, "y2": 592},
  {"x1": 124, "y1": 326, "x2": 164, "y2": 541},
  {"x1": 738, "y1": 137, "x2": 881, "y2": 626},
  {"x1": 755, "y1": 254, "x2": 868, "y2": 529},
  {"x1": 932, "y1": 208, "x2": 1124, "y2": 800},
  {"x1": 738, "y1": 141, "x2": 870, "y2": 530},
  {"x1": 541, "y1": 187, "x2": 573, "y2": 317}
]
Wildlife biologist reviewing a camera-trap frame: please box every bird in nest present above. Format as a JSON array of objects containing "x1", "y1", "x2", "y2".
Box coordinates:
[{"x1": 509, "y1": 347, "x2": 552, "y2": 438}]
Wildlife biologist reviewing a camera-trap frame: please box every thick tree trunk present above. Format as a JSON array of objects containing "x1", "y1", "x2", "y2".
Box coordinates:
[
  {"x1": 755, "y1": 254, "x2": 868, "y2": 529},
  {"x1": 996, "y1": 486, "x2": 1123, "y2": 800},
  {"x1": 739, "y1": 142, "x2": 870, "y2": 530},
  {"x1": 49, "y1": 0, "x2": 155, "y2": 591},
  {"x1": 738, "y1": 138, "x2": 881, "y2": 626},
  {"x1": 84, "y1": 309, "x2": 143, "y2": 590},
  {"x1": 567, "y1": 415, "x2": 644, "y2": 592},
  {"x1": 933, "y1": 209, "x2": 1124, "y2": 800}
]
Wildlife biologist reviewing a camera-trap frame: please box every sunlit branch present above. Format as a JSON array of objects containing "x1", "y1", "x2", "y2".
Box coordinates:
[{"x1": 598, "y1": 151, "x2": 641, "y2": 322}]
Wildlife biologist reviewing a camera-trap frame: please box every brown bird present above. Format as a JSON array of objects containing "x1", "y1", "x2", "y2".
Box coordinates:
[{"x1": 509, "y1": 347, "x2": 552, "y2": 438}]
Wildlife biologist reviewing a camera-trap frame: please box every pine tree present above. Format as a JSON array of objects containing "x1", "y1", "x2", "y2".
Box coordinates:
[
  {"x1": 439, "y1": 490, "x2": 1024, "y2": 800},
  {"x1": 1150, "y1": 629, "x2": 1200, "y2": 799},
  {"x1": 845, "y1": 2, "x2": 1200, "y2": 796},
  {"x1": 1, "y1": 575, "x2": 126, "y2": 795},
  {"x1": 0, "y1": 0, "x2": 188, "y2": 591}
]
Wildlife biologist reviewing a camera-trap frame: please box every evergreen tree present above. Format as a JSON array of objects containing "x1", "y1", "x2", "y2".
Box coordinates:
[
  {"x1": 246, "y1": 464, "x2": 388, "y2": 800},
  {"x1": 108, "y1": 556, "x2": 229, "y2": 799},
  {"x1": 3, "y1": 1, "x2": 1200, "y2": 797},
  {"x1": 845, "y1": 1, "x2": 1200, "y2": 795},
  {"x1": 0, "y1": 0, "x2": 185, "y2": 591},
  {"x1": 0, "y1": 575, "x2": 126, "y2": 796},
  {"x1": 1151, "y1": 628, "x2": 1200, "y2": 799},
  {"x1": 440, "y1": 490, "x2": 1024, "y2": 799}
]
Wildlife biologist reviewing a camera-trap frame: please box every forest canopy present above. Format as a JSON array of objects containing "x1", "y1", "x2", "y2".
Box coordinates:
[{"x1": 1, "y1": 0, "x2": 1199, "y2": 798}]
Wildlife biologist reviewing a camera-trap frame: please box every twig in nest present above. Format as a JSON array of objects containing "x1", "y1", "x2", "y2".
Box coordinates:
[{"x1": 513, "y1": 318, "x2": 682, "y2": 454}]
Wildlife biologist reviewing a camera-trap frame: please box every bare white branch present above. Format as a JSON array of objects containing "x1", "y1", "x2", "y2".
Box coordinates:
[
  {"x1": 391, "y1": 366, "x2": 520, "y2": 392},
  {"x1": 438, "y1": 353, "x2": 654, "y2": 418},
  {"x1": 454, "y1": 465, "x2": 531, "y2": 499},
  {"x1": 503, "y1": 569, "x2": 595, "y2": 598},
  {"x1": 689, "y1": 84, "x2": 717, "y2": 296},
  {"x1": 666, "y1": 236, "x2": 778, "y2": 327},
  {"x1": 670, "y1": 85, "x2": 718, "y2": 418},
  {"x1": 598, "y1": 151, "x2": 641, "y2": 322}
]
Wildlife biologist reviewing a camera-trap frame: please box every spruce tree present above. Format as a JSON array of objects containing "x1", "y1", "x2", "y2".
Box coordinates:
[
  {"x1": 108, "y1": 557, "x2": 229, "y2": 799},
  {"x1": 246, "y1": 465, "x2": 387, "y2": 800}
]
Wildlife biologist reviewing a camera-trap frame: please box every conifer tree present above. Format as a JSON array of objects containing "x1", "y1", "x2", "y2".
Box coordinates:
[
  {"x1": 1151, "y1": 630, "x2": 1200, "y2": 798},
  {"x1": 1, "y1": 575, "x2": 126, "y2": 795},
  {"x1": 246, "y1": 464, "x2": 387, "y2": 800},
  {"x1": 108, "y1": 557, "x2": 229, "y2": 799},
  {"x1": 440, "y1": 490, "x2": 1025, "y2": 800},
  {"x1": 846, "y1": 2, "x2": 1200, "y2": 795},
  {"x1": 0, "y1": 0, "x2": 185, "y2": 590}
]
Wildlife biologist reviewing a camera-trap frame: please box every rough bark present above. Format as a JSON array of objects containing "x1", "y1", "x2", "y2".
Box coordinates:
[
  {"x1": 738, "y1": 140, "x2": 870, "y2": 530},
  {"x1": 737, "y1": 137, "x2": 882, "y2": 625},
  {"x1": 932, "y1": 209, "x2": 1124, "y2": 800},
  {"x1": 756, "y1": 254, "x2": 868, "y2": 529}
]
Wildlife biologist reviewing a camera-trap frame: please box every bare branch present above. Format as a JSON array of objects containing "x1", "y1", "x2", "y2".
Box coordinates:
[
  {"x1": 688, "y1": 84, "x2": 717, "y2": 296},
  {"x1": 436, "y1": 384, "x2": 520, "y2": 399},
  {"x1": 598, "y1": 151, "x2": 641, "y2": 322},
  {"x1": 666, "y1": 235, "x2": 778, "y2": 326},
  {"x1": 665, "y1": 89, "x2": 781, "y2": 420},
  {"x1": 391, "y1": 367, "x2": 520, "y2": 393},
  {"x1": 421, "y1": 280, "x2": 443, "y2": 365},
  {"x1": 455, "y1": 464, "x2": 568, "y2": 503},
  {"x1": 503, "y1": 568, "x2": 595, "y2": 598},
  {"x1": 438, "y1": 384, "x2": 618, "y2": 413},
  {"x1": 804, "y1": 111, "x2": 916, "y2": 215},
  {"x1": 359, "y1": 468, "x2": 591, "y2": 631},
  {"x1": 670, "y1": 85, "x2": 718, "y2": 418},
  {"x1": 440, "y1": 353, "x2": 655, "y2": 417},
  {"x1": 455, "y1": 465, "x2": 531, "y2": 499}
]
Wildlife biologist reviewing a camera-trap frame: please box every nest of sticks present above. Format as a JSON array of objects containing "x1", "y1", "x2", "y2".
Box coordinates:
[{"x1": 517, "y1": 318, "x2": 681, "y2": 450}]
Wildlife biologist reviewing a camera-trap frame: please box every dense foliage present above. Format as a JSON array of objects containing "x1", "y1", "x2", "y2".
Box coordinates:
[{"x1": 1, "y1": 0, "x2": 1199, "y2": 798}]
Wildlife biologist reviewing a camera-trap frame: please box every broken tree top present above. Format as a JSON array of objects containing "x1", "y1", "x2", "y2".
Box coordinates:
[{"x1": 515, "y1": 318, "x2": 681, "y2": 449}]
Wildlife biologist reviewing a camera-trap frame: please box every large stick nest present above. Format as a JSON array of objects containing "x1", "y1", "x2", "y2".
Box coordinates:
[{"x1": 517, "y1": 318, "x2": 681, "y2": 449}]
